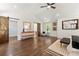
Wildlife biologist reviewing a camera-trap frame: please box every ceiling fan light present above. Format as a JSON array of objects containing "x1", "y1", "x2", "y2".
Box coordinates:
[{"x1": 47, "y1": 6, "x2": 51, "y2": 8}]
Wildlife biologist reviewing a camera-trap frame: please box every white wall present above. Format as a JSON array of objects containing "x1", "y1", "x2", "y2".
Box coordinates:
[
  {"x1": 56, "y1": 3, "x2": 79, "y2": 39},
  {"x1": 34, "y1": 23, "x2": 37, "y2": 32},
  {"x1": 57, "y1": 19, "x2": 79, "y2": 39},
  {"x1": 2, "y1": 3, "x2": 79, "y2": 40}
]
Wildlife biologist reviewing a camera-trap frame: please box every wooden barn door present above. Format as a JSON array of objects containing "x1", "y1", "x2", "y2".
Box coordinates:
[{"x1": 0, "y1": 16, "x2": 9, "y2": 44}]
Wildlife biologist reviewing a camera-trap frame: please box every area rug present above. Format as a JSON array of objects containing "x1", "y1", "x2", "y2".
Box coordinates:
[{"x1": 45, "y1": 40, "x2": 69, "y2": 56}]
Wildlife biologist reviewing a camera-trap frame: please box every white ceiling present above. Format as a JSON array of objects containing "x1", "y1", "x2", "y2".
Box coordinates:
[
  {"x1": 0, "y1": 3, "x2": 57, "y2": 22},
  {"x1": 0, "y1": 3, "x2": 79, "y2": 22}
]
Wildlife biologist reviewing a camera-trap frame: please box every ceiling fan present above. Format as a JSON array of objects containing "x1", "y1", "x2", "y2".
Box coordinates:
[{"x1": 40, "y1": 3, "x2": 56, "y2": 9}]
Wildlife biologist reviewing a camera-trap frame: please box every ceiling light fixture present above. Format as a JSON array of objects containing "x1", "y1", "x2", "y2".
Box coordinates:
[{"x1": 47, "y1": 6, "x2": 51, "y2": 8}]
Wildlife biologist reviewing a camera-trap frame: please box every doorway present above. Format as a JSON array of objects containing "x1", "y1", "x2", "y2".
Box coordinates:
[
  {"x1": 34, "y1": 23, "x2": 41, "y2": 36},
  {"x1": 9, "y1": 18, "x2": 18, "y2": 41}
]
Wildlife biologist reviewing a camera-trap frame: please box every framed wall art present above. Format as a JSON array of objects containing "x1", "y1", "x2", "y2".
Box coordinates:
[
  {"x1": 23, "y1": 22, "x2": 31, "y2": 32},
  {"x1": 52, "y1": 22, "x2": 57, "y2": 31},
  {"x1": 62, "y1": 19, "x2": 78, "y2": 30}
]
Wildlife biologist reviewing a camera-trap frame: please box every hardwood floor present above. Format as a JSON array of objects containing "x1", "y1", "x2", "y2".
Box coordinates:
[{"x1": 0, "y1": 36, "x2": 57, "y2": 56}]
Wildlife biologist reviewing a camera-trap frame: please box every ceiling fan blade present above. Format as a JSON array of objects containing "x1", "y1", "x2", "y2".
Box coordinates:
[
  {"x1": 40, "y1": 6, "x2": 47, "y2": 8},
  {"x1": 51, "y1": 6, "x2": 56, "y2": 9},
  {"x1": 47, "y1": 3, "x2": 50, "y2": 5},
  {"x1": 50, "y1": 3, "x2": 55, "y2": 5},
  {"x1": 47, "y1": 3, "x2": 55, "y2": 5}
]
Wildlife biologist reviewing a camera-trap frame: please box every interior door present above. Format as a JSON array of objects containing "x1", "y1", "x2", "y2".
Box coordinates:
[
  {"x1": 34, "y1": 23, "x2": 41, "y2": 36},
  {"x1": 37, "y1": 23, "x2": 41, "y2": 36}
]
